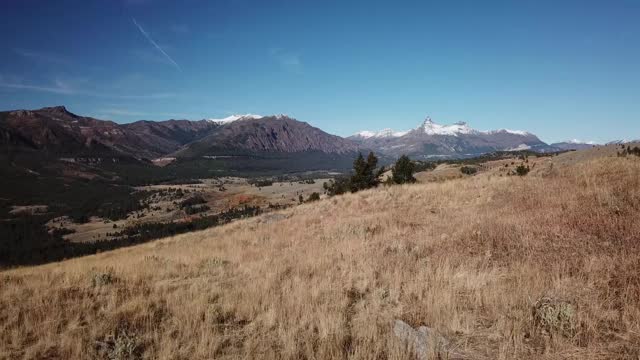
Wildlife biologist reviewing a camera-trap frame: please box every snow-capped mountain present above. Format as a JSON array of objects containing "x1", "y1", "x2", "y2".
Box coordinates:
[
  {"x1": 550, "y1": 139, "x2": 598, "y2": 151},
  {"x1": 208, "y1": 114, "x2": 264, "y2": 124},
  {"x1": 349, "y1": 116, "x2": 553, "y2": 159},
  {"x1": 420, "y1": 117, "x2": 476, "y2": 136},
  {"x1": 607, "y1": 139, "x2": 640, "y2": 145},
  {"x1": 355, "y1": 117, "x2": 532, "y2": 139}
]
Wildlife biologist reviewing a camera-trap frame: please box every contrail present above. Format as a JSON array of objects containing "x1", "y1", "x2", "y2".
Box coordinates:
[{"x1": 132, "y1": 17, "x2": 182, "y2": 72}]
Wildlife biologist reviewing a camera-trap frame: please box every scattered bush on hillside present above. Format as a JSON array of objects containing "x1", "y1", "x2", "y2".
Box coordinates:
[
  {"x1": 250, "y1": 179, "x2": 274, "y2": 187},
  {"x1": 516, "y1": 164, "x2": 530, "y2": 176},
  {"x1": 391, "y1": 155, "x2": 417, "y2": 184},
  {"x1": 307, "y1": 192, "x2": 321, "y2": 202},
  {"x1": 413, "y1": 161, "x2": 437, "y2": 172},
  {"x1": 460, "y1": 166, "x2": 478, "y2": 175},
  {"x1": 323, "y1": 176, "x2": 350, "y2": 196},
  {"x1": 179, "y1": 195, "x2": 207, "y2": 209},
  {"x1": 184, "y1": 204, "x2": 210, "y2": 215},
  {"x1": 618, "y1": 145, "x2": 640, "y2": 157},
  {"x1": 91, "y1": 270, "x2": 116, "y2": 287},
  {"x1": 51, "y1": 227, "x2": 76, "y2": 237},
  {"x1": 324, "y1": 152, "x2": 384, "y2": 196}
]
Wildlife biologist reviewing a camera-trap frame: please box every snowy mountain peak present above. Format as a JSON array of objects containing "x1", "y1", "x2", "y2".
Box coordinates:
[
  {"x1": 420, "y1": 117, "x2": 476, "y2": 136},
  {"x1": 208, "y1": 114, "x2": 264, "y2": 124}
]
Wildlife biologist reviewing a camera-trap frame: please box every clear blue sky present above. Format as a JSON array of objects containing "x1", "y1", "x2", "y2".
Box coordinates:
[{"x1": 1, "y1": 0, "x2": 639, "y2": 143}]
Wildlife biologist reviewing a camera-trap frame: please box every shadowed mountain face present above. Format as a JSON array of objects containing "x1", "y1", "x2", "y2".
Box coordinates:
[
  {"x1": 0, "y1": 106, "x2": 366, "y2": 182},
  {"x1": 173, "y1": 115, "x2": 359, "y2": 158},
  {"x1": 0, "y1": 106, "x2": 219, "y2": 160},
  {"x1": 349, "y1": 117, "x2": 555, "y2": 159},
  {"x1": 0, "y1": 107, "x2": 360, "y2": 161}
]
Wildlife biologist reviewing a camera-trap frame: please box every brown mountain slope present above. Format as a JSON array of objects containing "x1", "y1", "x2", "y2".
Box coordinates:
[
  {"x1": 0, "y1": 106, "x2": 219, "y2": 160},
  {"x1": 173, "y1": 115, "x2": 360, "y2": 157}
]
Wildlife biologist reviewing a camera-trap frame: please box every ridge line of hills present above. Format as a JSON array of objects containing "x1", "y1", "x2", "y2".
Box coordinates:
[{"x1": 0, "y1": 106, "x2": 612, "y2": 167}]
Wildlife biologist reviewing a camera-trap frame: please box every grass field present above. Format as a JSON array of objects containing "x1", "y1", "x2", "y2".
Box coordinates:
[{"x1": 1, "y1": 151, "x2": 639, "y2": 359}]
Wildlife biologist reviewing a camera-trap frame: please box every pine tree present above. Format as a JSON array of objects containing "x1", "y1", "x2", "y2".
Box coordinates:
[
  {"x1": 391, "y1": 155, "x2": 416, "y2": 184},
  {"x1": 350, "y1": 152, "x2": 381, "y2": 192}
]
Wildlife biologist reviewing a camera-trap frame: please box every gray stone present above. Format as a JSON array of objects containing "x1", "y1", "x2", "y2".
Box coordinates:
[{"x1": 393, "y1": 320, "x2": 468, "y2": 360}]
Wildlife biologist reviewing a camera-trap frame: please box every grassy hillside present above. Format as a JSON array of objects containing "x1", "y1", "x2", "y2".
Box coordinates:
[{"x1": 1, "y1": 155, "x2": 639, "y2": 359}]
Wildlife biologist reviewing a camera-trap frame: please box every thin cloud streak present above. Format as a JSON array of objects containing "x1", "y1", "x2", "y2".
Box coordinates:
[
  {"x1": 132, "y1": 18, "x2": 182, "y2": 72},
  {"x1": 97, "y1": 108, "x2": 205, "y2": 119},
  {"x1": 14, "y1": 48, "x2": 72, "y2": 65},
  {"x1": 0, "y1": 79, "x2": 178, "y2": 99},
  {"x1": 0, "y1": 82, "x2": 74, "y2": 95}
]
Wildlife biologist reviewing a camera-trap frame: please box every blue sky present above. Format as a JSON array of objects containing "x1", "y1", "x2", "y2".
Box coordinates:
[{"x1": 1, "y1": 0, "x2": 639, "y2": 143}]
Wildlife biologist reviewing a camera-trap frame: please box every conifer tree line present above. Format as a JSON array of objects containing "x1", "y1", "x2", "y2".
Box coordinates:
[{"x1": 323, "y1": 152, "x2": 417, "y2": 196}]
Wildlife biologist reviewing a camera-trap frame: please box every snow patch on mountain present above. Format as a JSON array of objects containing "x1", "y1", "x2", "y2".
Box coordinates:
[
  {"x1": 486, "y1": 129, "x2": 532, "y2": 136},
  {"x1": 607, "y1": 139, "x2": 640, "y2": 145},
  {"x1": 208, "y1": 114, "x2": 264, "y2": 124},
  {"x1": 355, "y1": 128, "x2": 409, "y2": 139},
  {"x1": 567, "y1": 139, "x2": 596, "y2": 145},
  {"x1": 506, "y1": 144, "x2": 532, "y2": 151}
]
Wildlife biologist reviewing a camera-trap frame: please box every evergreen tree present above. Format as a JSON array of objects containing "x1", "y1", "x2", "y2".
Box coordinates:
[
  {"x1": 350, "y1": 152, "x2": 382, "y2": 192},
  {"x1": 391, "y1": 155, "x2": 416, "y2": 184}
]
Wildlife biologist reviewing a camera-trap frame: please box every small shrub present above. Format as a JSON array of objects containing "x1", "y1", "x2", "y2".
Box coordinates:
[
  {"x1": 91, "y1": 270, "x2": 116, "y2": 287},
  {"x1": 619, "y1": 146, "x2": 640, "y2": 157},
  {"x1": 460, "y1": 166, "x2": 478, "y2": 175},
  {"x1": 96, "y1": 330, "x2": 141, "y2": 360},
  {"x1": 532, "y1": 297, "x2": 576, "y2": 336},
  {"x1": 179, "y1": 195, "x2": 207, "y2": 209},
  {"x1": 515, "y1": 164, "x2": 530, "y2": 176},
  {"x1": 250, "y1": 179, "x2": 274, "y2": 187},
  {"x1": 307, "y1": 192, "x2": 321, "y2": 202},
  {"x1": 324, "y1": 177, "x2": 350, "y2": 196},
  {"x1": 184, "y1": 204, "x2": 210, "y2": 215}
]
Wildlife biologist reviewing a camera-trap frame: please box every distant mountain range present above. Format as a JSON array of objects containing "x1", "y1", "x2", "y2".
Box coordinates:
[
  {"x1": 0, "y1": 106, "x2": 363, "y2": 180},
  {"x1": 0, "y1": 106, "x2": 615, "y2": 173},
  {"x1": 549, "y1": 140, "x2": 597, "y2": 151},
  {"x1": 350, "y1": 117, "x2": 563, "y2": 159}
]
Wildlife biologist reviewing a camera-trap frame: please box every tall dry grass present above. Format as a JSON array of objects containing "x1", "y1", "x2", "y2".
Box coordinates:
[{"x1": 1, "y1": 156, "x2": 640, "y2": 359}]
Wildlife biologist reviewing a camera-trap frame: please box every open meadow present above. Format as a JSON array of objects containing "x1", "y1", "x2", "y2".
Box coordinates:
[{"x1": 2, "y1": 149, "x2": 639, "y2": 359}]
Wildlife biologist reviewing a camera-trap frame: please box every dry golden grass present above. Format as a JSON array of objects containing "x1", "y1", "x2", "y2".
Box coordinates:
[{"x1": 2, "y1": 156, "x2": 640, "y2": 359}]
